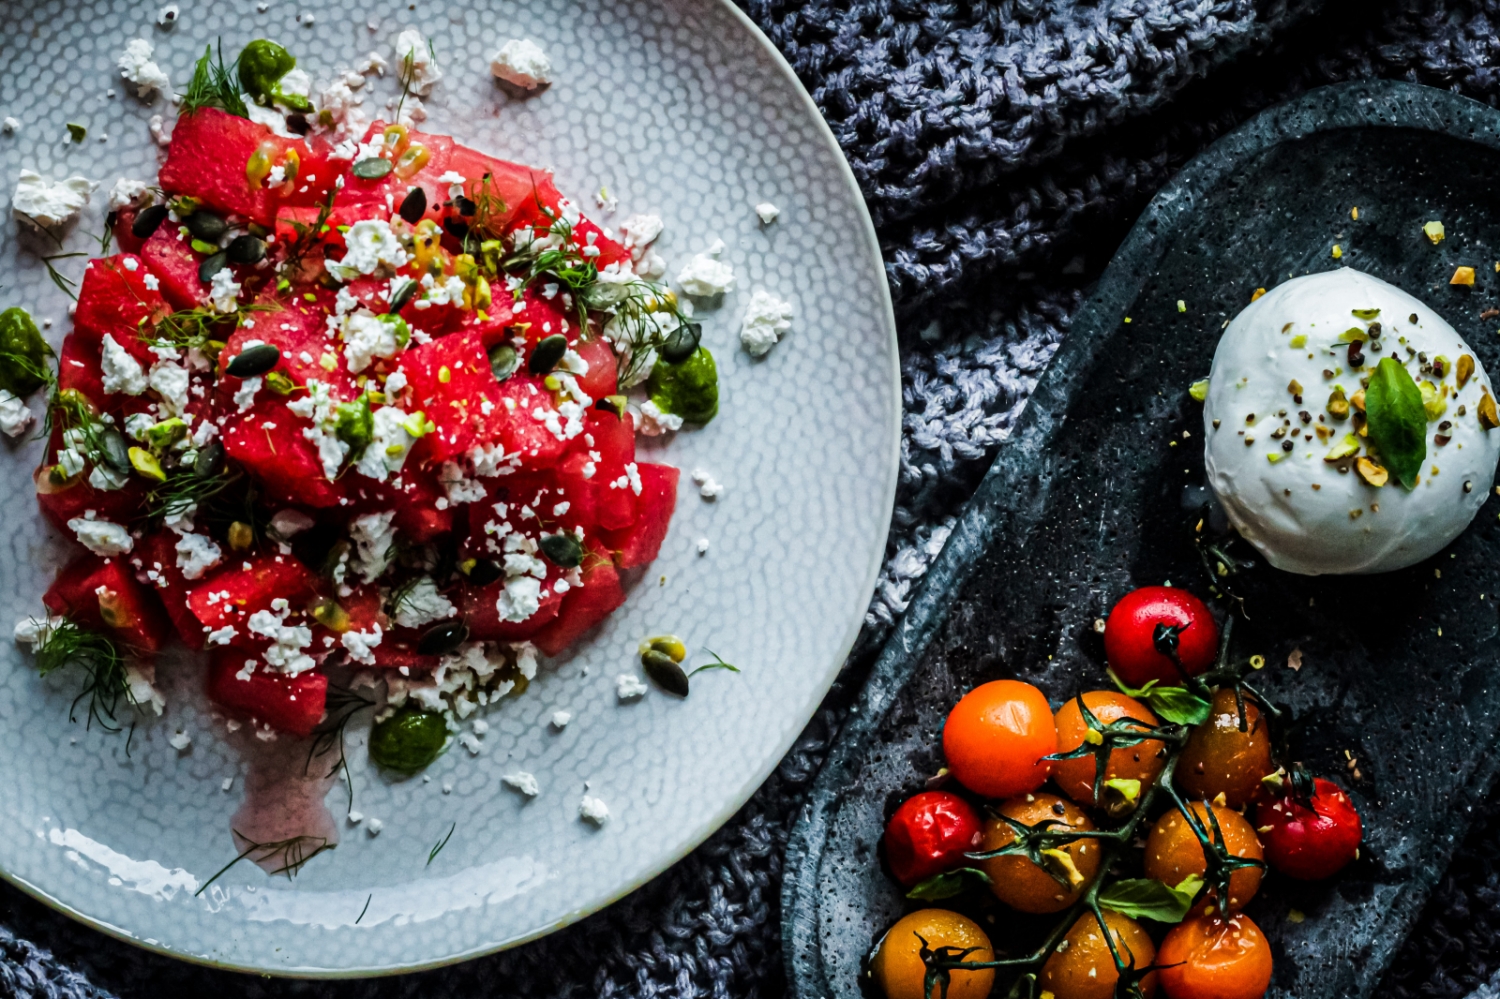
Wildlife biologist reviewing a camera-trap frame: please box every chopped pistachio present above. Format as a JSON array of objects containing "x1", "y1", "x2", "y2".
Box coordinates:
[
  {"x1": 1451, "y1": 266, "x2": 1476, "y2": 286},
  {"x1": 1250, "y1": 288, "x2": 1267, "y2": 302},
  {"x1": 1424, "y1": 220, "x2": 1446, "y2": 244},
  {"x1": 1355, "y1": 456, "x2": 1388, "y2": 487},
  {"x1": 1327, "y1": 389, "x2": 1350, "y2": 420},
  {"x1": 1458, "y1": 353, "x2": 1476, "y2": 388},
  {"x1": 1479, "y1": 389, "x2": 1499, "y2": 430},
  {"x1": 1324, "y1": 434, "x2": 1360, "y2": 462},
  {"x1": 1188, "y1": 378, "x2": 1209, "y2": 402},
  {"x1": 1331, "y1": 244, "x2": 1343, "y2": 259},
  {"x1": 1289, "y1": 334, "x2": 1307, "y2": 349},
  {"x1": 1288, "y1": 378, "x2": 1303, "y2": 396}
]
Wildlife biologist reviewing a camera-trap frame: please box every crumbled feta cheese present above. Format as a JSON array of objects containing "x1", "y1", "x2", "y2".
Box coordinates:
[
  {"x1": 392, "y1": 577, "x2": 456, "y2": 629},
  {"x1": 317, "y1": 78, "x2": 368, "y2": 138},
  {"x1": 12, "y1": 170, "x2": 97, "y2": 228},
  {"x1": 208, "y1": 267, "x2": 241, "y2": 314},
  {"x1": 459, "y1": 732, "x2": 482, "y2": 755},
  {"x1": 168, "y1": 730, "x2": 191, "y2": 751},
  {"x1": 341, "y1": 624, "x2": 383, "y2": 665},
  {"x1": 551, "y1": 710, "x2": 572, "y2": 729},
  {"x1": 279, "y1": 67, "x2": 311, "y2": 101},
  {"x1": 739, "y1": 289, "x2": 794, "y2": 357},
  {"x1": 55, "y1": 445, "x2": 86, "y2": 479},
  {"x1": 692, "y1": 469, "x2": 724, "y2": 499},
  {"x1": 579, "y1": 795, "x2": 610, "y2": 825},
  {"x1": 616, "y1": 673, "x2": 648, "y2": 701},
  {"x1": 13, "y1": 615, "x2": 64, "y2": 647},
  {"x1": 636, "y1": 399, "x2": 682, "y2": 437},
  {"x1": 349, "y1": 510, "x2": 397, "y2": 583},
  {"x1": 0, "y1": 389, "x2": 33, "y2": 437},
  {"x1": 438, "y1": 460, "x2": 486, "y2": 504},
  {"x1": 503, "y1": 771, "x2": 540, "y2": 797},
  {"x1": 697, "y1": 537, "x2": 710, "y2": 555},
  {"x1": 148, "y1": 360, "x2": 190, "y2": 416},
  {"x1": 143, "y1": 273, "x2": 160, "y2": 291},
  {"x1": 355, "y1": 405, "x2": 415, "y2": 481},
  {"x1": 148, "y1": 113, "x2": 172, "y2": 147},
  {"x1": 340, "y1": 309, "x2": 405, "y2": 372},
  {"x1": 366, "y1": 818, "x2": 383, "y2": 835},
  {"x1": 394, "y1": 29, "x2": 442, "y2": 96},
  {"x1": 269, "y1": 508, "x2": 315, "y2": 540},
  {"x1": 357, "y1": 51, "x2": 389, "y2": 76},
  {"x1": 88, "y1": 463, "x2": 128, "y2": 492},
  {"x1": 174, "y1": 532, "x2": 222, "y2": 580},
  {"x1": 125, "y1": 663, "x2": 165, "y2": 714},
  {"x1": 118, "y1": 39, "x2": 171, "y2": 99},
  {"x1": 618, "y1": 214, "x2": 663, "y2": 260},
  {"x1": 100, "y1": 334, "x2": 148, "y2": 395},
  {"x1": 246, "y1": 102, "x2": 298, "y2": 139},
  {"x1": 233, "y1": 375, "x2": 262, "y2": 413},
  {"x1": 286, "y1": 380, "x2": 349, "y2": 478},
  {"x1": 496, "y1": 575, "x2": 542, "y2": 622},
  {"x1": 490, "y1": 39, "x2": 552, "y2": 90},
  {"x1": 246, "y1": 606, "x2": 316, "y2": 675},
  {"x1": 328, "y1": 219, "x2": 411, "y2": 280},
  {"x1": 207, "y1": 625, "x2": 237, "y2": 646},
  {"x1": 676, "y1": 243, "x2": 735, "y2": 297},
  {"x1": 755, "y1": 202, "x2": 780, "y2": 224},
  {"x1": 1, "y1": 117, "x2": 17, "y2": 134},
  {"x1": 106, "y1": 177, "x2": 152, "y2": 211},
  {"x1": 68, "y1": 514, "x2": 134, "y2": 556},
  {"x1": 157, "y1": 4, "x2": 179, "y2": 27}
]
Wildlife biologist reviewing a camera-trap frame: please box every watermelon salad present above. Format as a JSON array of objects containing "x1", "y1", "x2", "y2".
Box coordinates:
[{"x1": 1, "y1": 37, "x2": 736, "y2": 771}]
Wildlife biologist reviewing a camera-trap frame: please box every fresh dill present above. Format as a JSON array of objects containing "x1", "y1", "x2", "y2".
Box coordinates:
[
  {"x1": 355, "y1": 893, "x2": 372, "y2": 924},
  {"x1": 278, "y1": 187, "x2": 337, "y2": 280},
  {"x1": 40, "y1": 251, "x2": 88, "y2": 300},
  {"x1": 307, "y1": 684, "x2": 377, "y2": 814},
  {"x1": 393, "y1": 48, "x2": 417, "y2": 126},
  {"x1": 181, "y1": 41, "x2": 249, "y2": 119},
  {"x1": 427, "y1": 821, "x2": 456, "y2": 866},
  {"x1": 194, "y1": 831, "x2": 333, "y2": 897},
  {"x1": 688, "y1": 649, "x2": 740, "y2": 678},
  {"x1": 30, "y1": 618, "x2": 135, "y2": 732},
  {"x1": 141, "y1": 303, "x2": 273, "y2": 354},
  {"x1": 145, "y1": 464, "x2": 244, "y2": 524}
]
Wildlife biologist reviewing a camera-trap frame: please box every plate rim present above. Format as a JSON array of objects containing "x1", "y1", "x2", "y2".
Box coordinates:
[
  {"x1": 0, "y1": 0, "x2": 901, "y2": 979},
  {"x1": 779, "y1": 78, "x2": 1500, "y2": 999}
]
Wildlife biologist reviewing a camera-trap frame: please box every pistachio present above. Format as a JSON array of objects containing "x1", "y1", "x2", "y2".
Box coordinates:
[
  {"x1": 228, "y1": 521, "x2": 255, "y2": 551},
  {"x1": 1351, "y1": 389, "x2": 1366, "y2": 412},
  {"x1": 1458, "y1": 354, "x2": 1476, "y2": 389},
  {"x1": 639, "y1": 635, "x2": 687, "y2": 663},
  {"x1": 1188, "y1": 378, "x2": 1209, "y2": 402},
  {"x1": 1480, "y1": 389, "x2": 1499, "y2": 430},
  {"x1": 310, "y1": 596, "x2": 350, "y2": 632},
  {"x1": 1355, "y1": 456, "x2": 1389, "y2": 487},
  {"x1": 1324, "y1": 434, "x2": 1360, "y2": 462},
  {"x1": 1327, "y1": 389, "x2": 1350, "y2": 420},
  {"x1": 128, "y1": 446, "x2": 166, "y2": 481}
]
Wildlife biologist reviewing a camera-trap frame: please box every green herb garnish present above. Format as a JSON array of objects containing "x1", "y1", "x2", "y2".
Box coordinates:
[
  {"x1": 427, "y1": 821, "x2": 456, "y2": 866},
  {"x1": 195, "y1": 831, "x2": 333, "y2": 897},
  {"x1": 236, "y1": 39, "x2": 311, "y2": 112},
  {"x1": 181, "y1": 41, "x2": 249, "y2": 119},
  {"x1": 1365, "y1": 356, "x2": 1426, "y2": 489},
  {"x1": 1097, "y1": 875, "x2": 1203, "y2": 923},
  {"x1": 65, "y1": 123, "x2": 85, "y2": 142},
  {"x1": 30, "y1": 618, "x2": 134, "y2": 732}
]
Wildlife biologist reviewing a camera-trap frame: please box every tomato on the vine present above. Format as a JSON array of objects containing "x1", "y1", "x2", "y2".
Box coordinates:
[
  {"x1": 882, "y1": 791, "x2": 984, "y2": 887},
  {"x1": 1040, "y1": 910, "x2": 1158, "y2": 999},
  {"x1": 979, "y1": 792, "x2": 1100, "y2": 913},
  {"x1": 871, "y1": 909, "x2": 995, "y2": 999},
  {"x1": 1144, "y1": 801, "x2": 1263, "y2": 911},
  {"x1": 1053, "y1": 691, "x2": 1167, "y2": 812},
  {"x1": 1105, "y1": 586, "x2": 1219, "y2": 687},
  {"x1": 1175, "y1": 688, "x2": 1275, "y2": 808},
  {"x1": 1156, "y1": 911, "x2": 1273, "y2": 999},
  {"x1": 1254, "y1": 776, "x2": 1362, "y2": 880},
  {"x1": 942, "y1": 680, "x2": 1056, "y2": 799}
]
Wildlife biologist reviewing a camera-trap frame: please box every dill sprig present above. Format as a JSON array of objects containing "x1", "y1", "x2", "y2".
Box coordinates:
[
  {"x1": 306, "y1": 684, "x2": 377, "y2": 814},
  {"x1": 195, "y1": 830, "x2": 333, "y2": 897},
  {"x1": 393, "y1": 49, "x2": 418, "y2": 125},
  {"x1": 688, "y1": 649, "x2": 740, "y2": 678},
  {"x1": 48, "y1": 388, "x2": 128, "y2": 476},
  {"x1": 181, "y1": 41, "x2": 249, "y2": 119},
  {"x1": 31, "y1": 618, "x2": 134, "y2": 732},
  {"x1": 590, "y1": 277, "x2": 698, "y2": 385},
  {"x1": 40, "y1": 251, "x2": 88, "y2": 300},
  {"x1": 277, "y1": 188, "x2": 337, "y2": 282},
  {"x1": 142, "y1": 303, "x2": 273, "y2": 354},
  {"x1": 145, "y1": 463, "x2": 244, "y2": 524},
  {"x1": 427, "y1": 821, "x2": 456, "y2": 866}
]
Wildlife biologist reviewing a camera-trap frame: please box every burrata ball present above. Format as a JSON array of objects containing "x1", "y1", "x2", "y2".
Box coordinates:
[{"x1": 1203, "y1": 268, "x2": 1500, "y2": 574}]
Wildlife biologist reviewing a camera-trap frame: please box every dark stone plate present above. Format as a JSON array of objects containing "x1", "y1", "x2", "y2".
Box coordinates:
[{"x1": 783, "y1": 80, "x2": 1500, "y2": 999}]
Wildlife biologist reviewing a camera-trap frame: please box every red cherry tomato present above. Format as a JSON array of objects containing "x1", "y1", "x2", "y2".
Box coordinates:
[
  {"x1": 1105, "y1": 586, "x2": 1219, "y2": 687},
  {"x1": 943, "y1": 680, "x2": 1057, "y2": 799},
  {"x1": 882, "y1": 791, "x2": 984, "y2": 887},
  {"x1": 1254, "y1": 777, "x2": 1362, "y2": 880}
]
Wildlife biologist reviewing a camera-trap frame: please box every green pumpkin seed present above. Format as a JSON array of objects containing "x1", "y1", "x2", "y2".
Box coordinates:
[
  {"x1": 185, "y1": 210, "x2": 228, "y2": 242},
  {"x1": 226, "y1": 234, "x2": 267, "y2": 264},
  {"x1": 198, "y1": 250, "x2": 229, "y2": 284},
  {"x1": 488, "y1": 343, "x2": 520, "y2": 382},
  {"x1": 189, "y1": 238, "x2": 221, "y2": 256},
  {"x1": 226, "y1": 343, "x2": 281, "y2": 377},
  {"x1": 398, "y1": 186, "x2": 427, "y2": 224},
  {"x1": 417, "y1": 619, "x2": 470, "y2": 655},
  {"x1": 528, "y1": 334, "x2": 568, "y2": 375},
  {"x1": 193, "y1": 439, "x2": 226, "y2": 478},
  {"x1": 595, "y1": 395, "x2": 627, "y2": 417},
  {"x1": 659, "y1": 322, "x2": 702, "y2": 364},
  {"x1": 388, "y1": 277, "x2": 419, "y2": 314},
  {"x1": 539, "y1": 532, "x2": 583, "y2": 568},
  {"x1": 130, "y1": 204, "x2": 169, "y2": 239},
  {"x1": 641, "y1": 650, "x2": 689, "y2": 697},
  {"x1": 466, "y1": 558, "x2": 503, "y2": 586},
  {"x1": 353, "y1": 157, "x2": 393, "y2": 180},
  {"x1": 98, "y1": 428, "x2": 131, "y2": 473},
  {"x1": 442, "y1": 217, "x2": 470, "y2": 241}
]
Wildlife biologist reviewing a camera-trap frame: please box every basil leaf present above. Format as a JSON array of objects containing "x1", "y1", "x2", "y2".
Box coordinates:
[
  {"x1": 1365, "y1": 357, "x2": 1426, "y2": 489},
  {"x1": 905, "y1": 867, "x2": 993, "y2": 902},
  {"x1": 1145, "y1": 686, "x2": 1212, "y2": 726},
  {"x1": 1098, "y1": 874, "x2": 1203, "y2": 923}
]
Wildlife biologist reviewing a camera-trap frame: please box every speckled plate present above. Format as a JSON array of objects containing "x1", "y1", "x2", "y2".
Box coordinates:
[{"x1": 0, "y1": 0, "x2": 898, "y2": 976}]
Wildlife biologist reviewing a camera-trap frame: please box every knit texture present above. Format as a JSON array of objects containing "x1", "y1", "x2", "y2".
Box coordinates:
[{"x1": 11, "y1": 1, "x2": 1500, "y2": 996}]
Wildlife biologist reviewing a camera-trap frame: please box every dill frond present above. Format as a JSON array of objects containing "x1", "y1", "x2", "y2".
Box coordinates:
[
  {"x1": 145, "y1": 464, "x2": 243, "y2": 524},
  {"x1": 143, "y1": 303, "x2": 273, "y2": 354},
  {"x1": 31, "y1": 618, "x2": 134, "y2": 732},
  {"x1": 427, "y1": 821, "x2": 456, "y2": 865},
  {"x1": 181, "y1": 41, "x2": 249, "y2": 119},
  {"x1": 40, "y1": 251, "x2": 88, "y2": 300},
  {"x1": 195, "y1": 831, "x2": 333, "y2": 896},
  {"x1": 306, "y1": 685, "x2": 376, "y2": 814},
  {"x1": 277, "y1": 188, "x2": 337, "y2": 280}
]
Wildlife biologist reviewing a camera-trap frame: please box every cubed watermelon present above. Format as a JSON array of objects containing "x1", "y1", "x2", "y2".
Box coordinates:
[
  {"x1": 139, "y1": 225, "x2": 207, "y2": 311},
  {"x1": 601, "y1": 463, "x2": 679, "y2": 569},
  {"x1": 159, "y1": 108, "x2": 287, "y2": 227},
  {"x1": 572, "y1": 338, "x2": 619, "y2": 401},
  {"x1": 109, "y1": 205, "x2": 146, "y2": 255},
  {"x1": 446, "y1": 144, "x2": 560, "y2": 234},
  {"x1": 371, "y1": 640, "x2": 440, "y2": 672},
  {"x1": 461, "y1": 578, "x2": 563, "y2": 641},
  {"x1": 278, "y1": 133, "x2": 343, "y2": 209},
  {"x1": 44, "y1": 555, "x2": 172, "y2": 652},
  {"x1": 401, "y1": 330, "x2": 497, "y2": 463},
  {"x1": 219, "y1": 395, "x2": 346, "y2": 508},
  {"x1": 486, "y1": 375, "x2": 572, "y2": 470},
  {"x1": 208, "y1": 650, "x2": 328, "y2": 736},
  {"x1": 219, "y1": 294, "x2": 352, "y2": 396},
  {"x1": 133, "y1": 530, "x2": 205, "y2": 645},
  {"x1": 531, "y1": 541, "x2": 626, "y2": 656},
  {"x1": 335, "y1": 123, "x2": 454, "y2": 220},
  {"x1": 572, "y1": 217, "x2": 630, "y2": 271},
  {"x1": 185, "y1": 550, "x2": 321, "y2": 633},
  {"x1": 72, "y1": 256, "x2": 170, "y2": 364},
  {"x1": 34, "y1": 429, "x2": 150, "y2": 532},
  {"x1": 346, "y1": 463, "x2": 452, "y2": 543},
  {"x1": 57, "y1": 333, "x2": 105, "y2": 406}
]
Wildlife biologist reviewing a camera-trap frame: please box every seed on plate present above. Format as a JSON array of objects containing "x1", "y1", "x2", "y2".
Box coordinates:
[
  {"x1": 639, "y1": 634, "x2": 686, "y2": 663},
  {"x1": 130, "y1": 203, "x2": 169, "y2": 239},
  {"x1": 185, "y1": 210, "x2": 228, "y2": 241},
  {"x1": 641, "y1": 650, "x2": 689, "y2": 697},
  {"x1": 398, "y1": 186, "x2": 427, "y2": 224},
  {"x1": 529, "y1": 334, "x2": 568, "y2": 374},
  {"x1": 228, "y1": 521, "x2": 255, "y2": 551},
  {"x1": 226, "y1": 343, "x2": 281, "y2": 377},
  {"x1": 659, "y1": 322, "x2": 702, "y2": 364},
  {"x1": 539, "y1": 532, "x2": 583, "y2": 568},
  {"x1": 198, "y1": 250, "x2": 229, "y2": 284},
  {"x1": 226, "y1": 234, "x2": 266, "y2": 264},
  {"x1": 417, "y1": 620, "x2": 470, "y2": 655},
  {"x1": 352, "y1": 157, "x2": 393, "y2": 180},
  {"x1": 488, "y1": 343, "x2": 520, "y2": 382}
]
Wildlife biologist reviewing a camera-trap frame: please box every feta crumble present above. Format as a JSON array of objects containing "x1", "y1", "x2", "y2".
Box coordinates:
[
  {"x1": 0, "y1": 390, "x2": 33, "y2": 437},
  {"x1": 342, "y1": 624, "x2": 383, "y2": 665},
  {"x1": 125, "y1": 663, "x2": 166, "y2": 715},
  {"x1": 68, "y1": 513, "x2": 134, "y2": 556},
  {"x1": 327, "y1": 219, "x2": 411, "y2": 280},
  {"x1": 118, "y1": 39, "x2": 171, "y2": 100},
  {"x1": 636, "y1": 399, "x2": 682, "y2": 437},
  {"x1": 12, "y1": 170, "x2": 97, "y2": 228},
  {"x1": 691, "y1": 469, "x2": 724, "y2": 499},
  {"x1": 394, "y1": 29, "x2": 442, "y2": 96},
  {"x1": 490, "y1": 39, "x2": 552, "y2": 90},
  {"x1": 503, "y1": 771, "x2": 540, "y2": 796},
  {"x1": 755, "y1": 202, "x2": 780, "y2": 224},
  {"x1": 354, "y1": 405, "x2": 415, "y2": 481},
  {"x1": 168, "y1": 730, "x2": 191, "y2": 751},
  {"x1": 697, "y1": 537, "x2": 710, "y2": 555},
  {"x1": 2, "y1": 117, "x2": 17, "y2": 134},
  {"x1": 739, "y1": 289, "x2": 794, "y2": 357},
  {"x1": 616, "y1": 673, "x2": 648, "y2": 701},
  {"x1": 392, "y1": 576, "x2": 456, "y2": 629},
  {"x1": 106, "y1": 177, "x2": 152, "y2": 211},
  {"x1": 579, "y1": 795, "x2": 610, "y2": 825},
  {"x1": 174, "y1": 532, "x2": 222, "y2": 580},
  {"x1": 100, "y1": 334, "x2": 148, "y2": 395},
  {"x1": 246, "y1": 606, "x2": 316, "y2": 675},
  {"x1": 349, "y1": 510, "x2": 397, "y2": 583},
  {"x1": 340, "y1": 309, "x2": 406, "y2": 372},
  {"x1": 676, "y1": 244, "x2": 736, "y2": 297},
  {"x1": 207, "y1": 267, "x2": 242, "y2": 313},
  {"x1": 550, "y1": 710, "x2": 572, "y2": 729}
]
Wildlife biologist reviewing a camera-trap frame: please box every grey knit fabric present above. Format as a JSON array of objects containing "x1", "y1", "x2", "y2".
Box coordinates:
[{"x1": 9, "y1": 1, "x2": 1500, "y2": 997}]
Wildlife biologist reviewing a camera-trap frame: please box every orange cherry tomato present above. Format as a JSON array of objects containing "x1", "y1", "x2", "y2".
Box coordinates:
[
  {"x1": 943, "y1": 680, "x2": 1056, "y2": 799},
  {"x1": 1144, "y1": 802, "x2": 1263, "y2": 911},
  {"x1": 1175, "y1": 689, "x2": 1275, "y2": 809},
  {"x1": 1040, "y1": 910, "x2": 1158, "y2": 999},
  {"x1": 871, "y1": 909, "x2": 995, "y2": 999},
  {"x1": 1053, "y1": 691, "x2": 1167, "y2": 813},
  {"x1": 1156, "y1": 911, "x2": 1273, "y2": 999},
  {"x1": 979, "y1": 792, "x2": 1101, "y2": 913}
]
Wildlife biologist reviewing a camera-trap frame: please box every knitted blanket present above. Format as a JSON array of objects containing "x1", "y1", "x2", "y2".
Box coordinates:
[{"x1": 8, "y1": 1, "x2": 1500, "y2": 996}]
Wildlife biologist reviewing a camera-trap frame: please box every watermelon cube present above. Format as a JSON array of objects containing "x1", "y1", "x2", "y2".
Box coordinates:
[
  {"x1": 219, "y1": 294, "x2": 352, "y2": 396},
  {"x1": 185, "y1": 550, "x2": 321, "y2": 634},
  {"x1": 487, "y1": 375, "x2": 572, "y2": 470},
  {"x1": 278, "y1": 133, "x2": 343, "y2": 209},
  {"x1": 220, "y1": 395, "x2": 346, "y2": 509},
  {"x1": 139, "y1": 225, "x2": 207, "y2": 311},
  {"x1": 446, "y1": 144, "x2": 560, "y2": 233},
  {"x1": 72, "y1": 255, "x2": 170, "y2": 364},
  {"x1": 401, "y1": 330, "x2": 497, "y2": 463},
  {"x1": 572, "y1": 338, "x2": 619, "y2": 401},
  {"x1": 601, "y1": 463, "x2": 679, "y2": 569},
  {"x1": 461, "y1": 578, "x2": 563, "y2": 641},
  {"x1": 208, "y1": 650, "x2": 328, "y2": 736},
  {"x1": 110, "y1": 205, "x2": 146, "y2": 255},
  {"x1": 133, "y1": 530, "x2": 205, "y2": 645},
  {"x1": 371, "y1": 640, "x2": 440, "y2": 672},
  {"x1": 531, "y1": 541, "x2": 626, "y2": 656},
  {"x1": 159, "y1": 108, "x2": 286, "y2": 227},
  {"x1": 56, "y1": 333, "x2": 105, "y2": 406},
  {"x1": 335, "y1": 123, "x2": 454, "y2": 220},
  {"x1": 44, "y1": 554, "x2": 172, "y2": 652}
]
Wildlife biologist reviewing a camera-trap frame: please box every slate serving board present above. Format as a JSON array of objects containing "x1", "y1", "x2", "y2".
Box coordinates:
[{"x1": 783, "y1": 80, "x2": 1500, "y2": 999}]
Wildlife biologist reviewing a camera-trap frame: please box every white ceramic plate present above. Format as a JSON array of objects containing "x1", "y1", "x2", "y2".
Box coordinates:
[{"x1": 0, "y1": 0, "x2": 898, "y2": 976}]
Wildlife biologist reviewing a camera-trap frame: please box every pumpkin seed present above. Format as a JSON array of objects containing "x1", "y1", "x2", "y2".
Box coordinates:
[
  {"x1": 185, "y1": 210, "x2": 228, "y2": 242},
  {"x1": 98, "y1": 428, "x2": 130, "y2": 473},
  {"x1": 226, "y1": 234, "x2": 267, "y2": 264},
  {"x1": 193, "y1": 439, "x2": 226, "y2": 478},
  {"x1": 456, "y1": 195, "x2": 477, "y2": 217},
  {"x1": 641, "y1": 650, "x2": 689, "y2": 697},
  {"x1": 353, "y1": 157, "x2": 394, "y2": 180},
  {"x1": 466, "y1": 558, "x2": 503, "y2": 586},
  {"x1": 529, "y1": 334, "x2": 568, "y2": 374},
  {"x1": 388, "y1": 277, "x2": 419, "y2": 314},
  {"x1": 539, "y1": 532, "x2": 583, "y2": 568},
  {"x1": 639, "y1": 634, "x2": 686, "y2": 663},
  {"x1": 417, "y1": 620, "x2": 470, "y2": 655},
  {"x1": 488, "y1": 343, "x2": 520, "y2": 382},
  {"x1": 398, "y1": 186, "x2": 427, "y2": 224},
  {"x1": 130, "y1": 203, "x2": 169, "y2": 239},
  {"x1": 442, "y1": 217, "x2": 470, "y2": 241},
  {"x1": 595, "y1": 394, "x2": 627, "y2": 417},
  {"x1": 226, "y1": 342, "x2": 281, "y2": 377},
  {"x1": 198, "y1": 250, "x2": 229, "y2": 284},
  {"x1": 659, "y1": 322, "x2": 702, "y2": 364}
]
